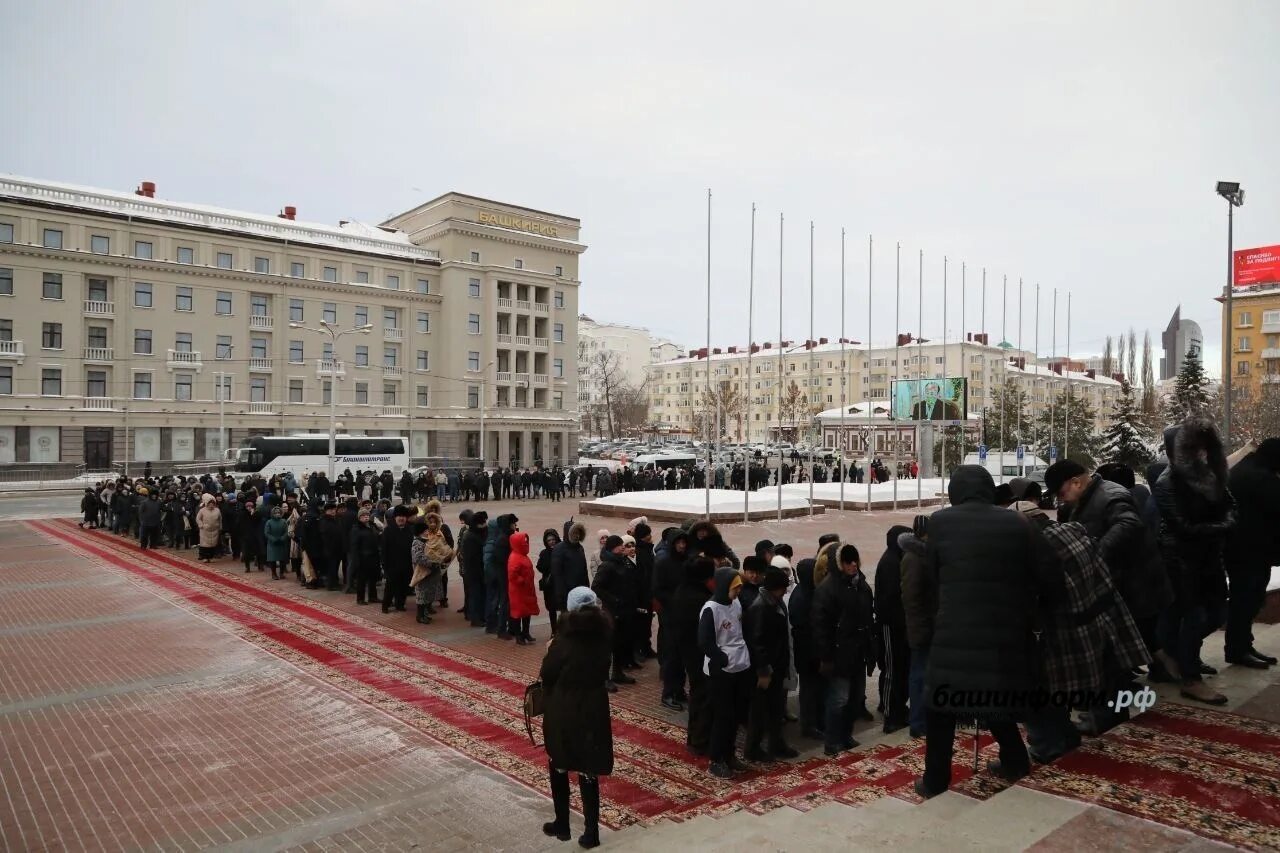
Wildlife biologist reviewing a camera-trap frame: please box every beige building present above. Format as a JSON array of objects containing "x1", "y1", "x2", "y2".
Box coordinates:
[
  {"x1": 0, "y1": 176, "x2": 583, "y2": 469},
  {"x1": 1222, "y1": 285, "x2": 1280, "y2": 398},
  {"x1": 576, "y1": 316, "x2": 682, "y2": 434},
  {"x1": 646, "y1": 337, "x2": 1120, "y2": 443}
]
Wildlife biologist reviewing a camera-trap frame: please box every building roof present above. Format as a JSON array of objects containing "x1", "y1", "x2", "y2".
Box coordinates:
[
  {"x1": 0, "y1": 174, "x2": 440, "y2": 263},
  {"x1": 649, "y1": 336, "x2": 1035, "y2": 368}
]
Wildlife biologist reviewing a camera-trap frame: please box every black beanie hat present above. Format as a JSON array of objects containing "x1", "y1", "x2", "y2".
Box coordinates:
[
  {"x1": 1044, "y1": 459, "x2": 1088, "y2": 497},
  {"x1": 762, "y1": 567, "x2": 790, "y2": 591},
  {"x1": 604, "y1": 534, "x2": 625, "y2": 551}
]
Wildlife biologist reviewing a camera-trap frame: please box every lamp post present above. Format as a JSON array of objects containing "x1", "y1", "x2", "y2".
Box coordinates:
[
  {"x1": 289, "y1": 320, "x2": 372, "y2": 479},
  {"x1": 215, "y1": 344, "x2": 233, "y2": 465},
  {"x1": 1216, "y1": 181, "x2": 1244, "y2": 444},
  {"x1": 479, "y1": 360, "x2": 495, "y2": 469}
]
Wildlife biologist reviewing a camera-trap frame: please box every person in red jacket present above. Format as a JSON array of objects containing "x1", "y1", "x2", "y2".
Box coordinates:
[{"x1": 508, "y1": 531, "x2": 540, "y2": 645}]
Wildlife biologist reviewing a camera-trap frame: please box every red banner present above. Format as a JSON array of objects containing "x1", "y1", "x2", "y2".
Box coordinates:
[{"x1": 1234, "y1": 244, "x2": 1280, "y2": 287}]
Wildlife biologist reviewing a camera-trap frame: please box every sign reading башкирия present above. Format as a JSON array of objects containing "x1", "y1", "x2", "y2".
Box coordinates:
[{"x1": 478, "y1": 211, "x2": 560, "y2": 238}]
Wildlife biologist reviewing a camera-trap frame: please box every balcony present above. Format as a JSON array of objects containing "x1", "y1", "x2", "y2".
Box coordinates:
[
  {"x1": 515, "y1": 335, "x2": 531, "y2": 346},
  {"x1": 534, "y1": 337, "x2": 549, "y2": 349},
  {"x1": 383, "y1": 365, "x2": 403, "y2": 378},
  {"x1": 316, "y1": 358, "x2": 346, "y2": 378},
  {"x1": 1261, "y1": 348, "x2": 1280, "y2": 361},
  {"x1": 83, "y1": 300, "x2": 114, "y2": 316},
  {"x1": 497, "y1": 333, "x2": 513, "y2": 344},
  {"x1": 1263, "y1": 374, "x2": 1280, "y2": 385},
  {"x1": 497, "y1": 297, "x2": 513, "y2": 308},
  {"x1": 383, "y1": 326, "x2": 403, "y2": 342},
  {"x1": 379, "y1": 405, "x2": 407, "y2": 417},
  {"x1": 249, "y1": 314, "x2": 274, "y2": 330},
  {"x1": 247, "y1": 401, "x2": 274, "y2": 415},
  {"x1": 80, "y1": 396, "x2": 115, "y2": 411},
  {"x1": 1262, "y1": 320, "x2": 1280, "y2": 335},
  {"x1": 516, "y1": 300, "x2": 531, "y2": 311},
  {"x1": 249, "y1": 357, "x2": 273, "y2": 372},
  {"x1": 514, "y1": 372, "x2": 531, "y2": 385},
  {"x1": 533, "y1": 374, "x2": 549, "y2": 386},
  {"x1": 83, "y1": 347, "x2": 113, "y2": 362},
  {"x1": 534, "y1": 302, "x2": 550, "y2": 314},
  {"x1": 166, "y1": 349, "x2": 203, "y2": 372},
  {"x1": 496, "y1": 371, "x2": 513, "y2": 382},
  {"x1": 0, "y1": 340, "x2": 24, "y2": 363}
]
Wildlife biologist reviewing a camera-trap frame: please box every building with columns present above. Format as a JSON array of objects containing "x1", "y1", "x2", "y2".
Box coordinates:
[{"x1": 0, "y1": 176, "x2": 582, "y2": 469}]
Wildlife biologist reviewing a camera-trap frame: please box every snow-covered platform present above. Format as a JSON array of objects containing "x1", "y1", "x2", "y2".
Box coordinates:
[
  {"x1": 578, "y1": 488, "x2": 823, "y2": 523},
  {"x1": 778, "y1": 479, "x2": 948, "y2": 510}
]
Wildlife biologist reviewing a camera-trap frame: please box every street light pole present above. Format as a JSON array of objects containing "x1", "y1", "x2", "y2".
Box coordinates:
[
  {"x1": 479, "y1": 360, "x2": 494, "y2": 470},
  {"x1": 290, "y1": 320, "x2": 372, "y2": 480},
  {"x1": 1217, "y1": 181, "x2": 1244, "y2": 444}
]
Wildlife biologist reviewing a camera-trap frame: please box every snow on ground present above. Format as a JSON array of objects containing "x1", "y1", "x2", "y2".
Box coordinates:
[
  {"x1": 581, "y1": 488, "x2": 811, "y2": 514},
  {"x1": 778, "y1": 478, "x2": 948, "y2": 501},
  {"x1": 1270, "y1": 568, "x2": 1280, "y2": 593}
]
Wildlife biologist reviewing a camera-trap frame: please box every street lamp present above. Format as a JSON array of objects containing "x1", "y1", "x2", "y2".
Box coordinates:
[
  {"x1": 478, "y1": 360, "x2": 495, "y2": 469},
  {"x1": 215, "y1": 344, "x2": 234, "y2": 464},
  {"x1": 1216, "y1": 181, "x2": 1244, "y2": 443},
  {"x1": 289, "y1": 320, "x2": 373, "y2": 479}
]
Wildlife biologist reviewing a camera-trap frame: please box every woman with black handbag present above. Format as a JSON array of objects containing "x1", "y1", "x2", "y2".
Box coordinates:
[{"x1": 539, "y1": 586, "x2": 613, "y2": 849}]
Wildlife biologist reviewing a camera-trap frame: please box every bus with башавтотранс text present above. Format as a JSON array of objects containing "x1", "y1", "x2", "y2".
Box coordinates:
[{"x1": 232, "y1": 434, "x2": 409, "y2": 480}]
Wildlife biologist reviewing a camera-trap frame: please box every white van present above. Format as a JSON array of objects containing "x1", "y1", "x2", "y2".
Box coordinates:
[
  {"x1": 631, "y1": 453, "x2": 698, "y2": 472},
  {"x1": 962, "y1": 451, "x2": 1046, "y2": 479}
]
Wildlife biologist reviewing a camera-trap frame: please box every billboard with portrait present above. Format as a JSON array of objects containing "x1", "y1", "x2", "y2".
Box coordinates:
[{"x1": 890, "y1": 377, "x2": 968, "y2": 422}]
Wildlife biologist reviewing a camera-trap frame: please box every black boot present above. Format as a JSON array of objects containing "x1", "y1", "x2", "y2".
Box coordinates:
[
  {"x1": 416, "y1": 604, "x2": 432, "y2": 624},
  {"x1": 542, "y1": 763, "x2": 571, "y2": 841},
  {"x1": 578, "y1": 774, "x2": 600, "y2": 849}
]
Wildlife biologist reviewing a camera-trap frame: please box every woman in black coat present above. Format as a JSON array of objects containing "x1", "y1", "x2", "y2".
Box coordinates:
[
  {"x1": 536, "y1": 528, "x2": 562, "y2": 633},
  {"x1": 540, "y1": 593, "x2": 613, "y2": 849},
  {"x1": 787, "y1": 559, "x2": 823, "y2": 739}
]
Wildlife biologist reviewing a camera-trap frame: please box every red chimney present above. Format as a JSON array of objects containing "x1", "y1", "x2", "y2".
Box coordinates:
[
  {"x1": 698, "y1": 347, "x2": 708, "y2": 359},
  {"x1": 727, "y1": 346, "x2": 737, "y2": 354},
  {"x1": 712, "y1": 347, "x2": 722, "y2": 355},
  {"x1": 819, "y1": 337, "x2": 828, "y2": 345},
  {"x1": 1086, "y1": 369, "x2": 1096, "y2": 379},
  {"x1": 896, "y1": 333, "x2": 911, "y2": 347},
  {"x1": 1112, "y1": 372, "x2": 1126, "y2": 383},
  {"x1": 279, "y1": 206, "x2": 297, "y2": 220},
  {"x1": 135, "y1": 181, "x2": 156, "y2": 198},
  {"x1": 688, "y1": 349, "x2": 697, "y2": 358},
  {"x1": 763, "y1": 342, "x2": 772, "y2": 350},
  {"x1": 751, "y1": 344, "x2": 761, "y2": 354},
  {"x1": 1052, "y1": 364, "x2": 1063, "y2": 375}
]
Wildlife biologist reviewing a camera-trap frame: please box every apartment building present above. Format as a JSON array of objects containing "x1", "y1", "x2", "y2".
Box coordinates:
[
  {"x1": 0, "y1": 176, "x2": 583, "y2": 468},
  {"x1": 645, "y1": 336, "x2": 1119, "y2": 443},
  {"x1": 575, "y1": 316, "x2": 683, "y2": 433},
  {"x1": 1222, "y1": 286, "x2": 1280, "y2": 400}
]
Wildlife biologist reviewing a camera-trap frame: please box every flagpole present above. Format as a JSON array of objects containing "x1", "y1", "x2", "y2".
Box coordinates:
[
  {"x1": 981, "y1": 267, "x2": 986, "y2": 455},
  {"x1": 808, "y1": 220, "x2": 815, "y2": 516},
  {"x1": 1018, "y1": 277, "x2": 1024, "y2": 474},
  {"x1": 1051, "y1": 288, "x2": 1057, "y2": 458},
  {"x1": 866, "y1": 234, "x2": 873, "y2": 512},
  {"x1": 1035, "y1": 283, "x2": 1040, "y2": 458},
  {"x1": 704, "y1": 188, "x2": 712, "y2": 520},
  {"x1": 1065, "y1": 292, "x2": 1072, "y2": 461},
  {"x1": 839, "y1": 226, "x2": 847, "y2": 512},
  {"x1": 744, "y1": 202, "x2": 755, "y2": 525},
  {"x1": 999, "y1": 274, "x2": 1007, "y2": 484},
  {"x1": 942, "y1": 254, "x2": 948, "y2": 494},
  {"x1": 917, "y1": 248, "x2": 923, "y2": 508},
  {"x1": 776, "y1": 213, "x2": 784, "y2": 521},
  {"x1": 893, "y1": 242, "x2": 900, "y2": 511},
  {"x1": 960, "y1": 261, "x2": 966, "y2": 500}
]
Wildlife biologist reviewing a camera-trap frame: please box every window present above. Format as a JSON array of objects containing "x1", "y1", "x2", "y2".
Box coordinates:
[
  {"x1": 215, "y1": 374, "x2": 231, "y2": 402},
  {"x1": 289, "y1": 340, "x2": 303, "y2": 362},
  {"x1": 134, "y1": 241, "x2": 153, "y2": 259},
  {"x1": 383, "y1": 384, "x2": 397, "y2": 405},
  {"x1": 216, "y1": 335, "x2": 232, "y2": 359},
  {"x1": 1237, "y1": 360, "x2": 1250, "y2": 376},
  {"x1": 216, "y1": 251, "x2": 233, "y2": 269},
  {"x1": 42, "y1": 322, "x2": 63, "y2": 349},
  {"x1": 553, "y1": 391, "x2": 563, "y2": 410},
  {"x1": 133, "y1": 329, "x2": 152, "y2": 355},
  {"x1": 470, "y1": 251, "x2": 480, "y2": 263},
  {"x1": 41, "y1": 368, "x2": 62, "y2": 396},
  {"x1": 554, "y1": 290, "x2": 564, "y2": 308},
  {"x1": 254, "y1": 256, "x2": 270, "y2": 274},
  {"x1": 249, "y1": 294, "x2": 267, "y2": 316},
  {"x1": 355, "y1": 382, "x2": 369, "y2": 404},
  {"x1": 174, "y1": 373, "x2": 193, "y2": 401},
  {"x1": 216, "y1": 291, "x2": 232, "y2": 315},
  {"x1": 0, "y1": 223, "x2": 12, "y2": 243},
  {"x1": 1264, "y1": 310, "x2": 1280, "y2": 325},
  {"x1": 323, "y1": 266, "x2": 338, "y2": 282},
  {"x1": 416, "y1": 385, "x2": 429, "y2": 407},
  {"x1": 0, "y1": 268, "x2": 11, "y2": 295},
  {"x1": 175, "y1": 286, "x2": 193, "y2": 311},
  {"x1": 251, "y1": 337, "x2": 268, "y2": 358},
  {"x1": 514, "y1": 259, "x2": 524, "y2": 270},
  {"x1": 555, "y1": 265, "x2": 563, "y2": 277},
  {"x1": 468, "y1": 278, "x2": 481, "y2": 298},
  {"x1": 42, "y1": 272, "x2": 63, "y2": 299},
  {"x1": 322, "y1": 342, "x2": 333, "y2": 360},
  {"x1": 383, "y1": 347, "x2": 398, "y2": 367},
  {"x1": 416, "y1": 278, "x2": 430, "y2": 294},
  {"x1": 323, "y1": 303, "x2": 337, "y2": 324},
  {"x1": 86, "y1": 370, "x2": 106, "y2": 397},
  {"x1": 91, "y1": 235, "x2": 110, "y2": 254},
  {"x1": 385, "y1": 274, "x2": 400, "y2": 290},
  {"x1": 0, "y1": 366, "x2": 9, "y2": 395},
  {"x1": 1238, "y1": 336, "x2": 1252, "y2": 353},
  {"x1": 553, "y1": 358, "x2": 563, "y2": 378},
  {"x1": 468, "y1": 351, "x2": 480, "y2": 371},
  {"x1": 383, "y1": 307, "x2": 398, "y2": 329},
  {"x1": 467, "y1": 313, "x2": 480, "y2": 334},
  {"x1": 553, "y1": 322, "x2": 564, "y2": 343},
  {"x1": 416, "y1": 311, "x2": 429, "y2": 333},
  {"x1": 43, "y1": 229, "x2": 63, "y2": 249},
  {"x1": 133, "y1": 372, "x2": 152, "y2": 399},
  {"x1": 87, "y1": 326, "x2": 107, "y2": 348},
  {"x1": 355, "y1": 305, "x2": 368, "y2": 327},
  {"x1": 1239, "y1": 312, "x2": 1253, "y2": 327},
  {"x1": 467, "y1": 385, "x2": 479, "y2": 408},
  {"x1": 174, "y1": 332, "x2": 192, "y2": 353},
  {"x1": 1, "y1": 319, "x2": 13, "y2": 341},
  {"x1": 134, "y1": 282, "x2": 153, "y2": 308},
  {"x1": 322, "y1": 381, "x2": 332, "y2": 405},
  {"x1": 416, "y1": 350, "x2": 429, "y2": 370},
  {"x1": 290, "y1": 262, "x2": 305, "y2": 278},
  {"x1": 177, "y1": 246, "x2": 194, "y2": 264},
  {"x1": 289, "y1": 298, "x2": 303, "y2": 322},
  {"x1": 250, "y1": 377, "x2": 267, "y2": 402},
  {"x1": 355, "y1": 270, "x2": 369, "y2": 284},
  {"x1": 355, "y1": 345, "x2": 369, "y2": 366},
  {"x1": 289, "y1": 379, "x2": 304, "y2": 403}
]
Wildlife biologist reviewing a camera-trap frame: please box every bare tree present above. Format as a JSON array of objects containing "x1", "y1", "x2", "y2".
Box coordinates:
[
  {"x1": 587, "y1": 349, "x2": 627, "y2": 439},
  {"x1": 609, "y1": 380, "x2": 650, "y2": 438},
  {"x1": 696, "y1": 381, "x2": 746, "y2": 442},
  {"x1": 1116, "y1": 333, "x2": 1127, "y2": 381},
  {"x1": 1230, "y1": 384, "x2": 1280, "y2": 446},
  {"x1": 777, "y1": 380, "x2": 812, "y2": 442},
  {"x1": 1140, "y1": 331, "x2": 1156, "y2": 419},
  {"x1": 1101, "y1": 336, "x2": 1114, "y2": 378},
  {"x1": 1127, "y1": 328, "x2": 1138, "y2": 389}
]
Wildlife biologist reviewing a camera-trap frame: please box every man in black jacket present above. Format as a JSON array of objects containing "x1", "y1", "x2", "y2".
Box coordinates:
[
  {"x1": 744, "y1": 568, "x2": 798, "y2": 761},
  {"x1": 380, "y1": 506, "x2": 415, "y2": 612},
  {"x1": 916, "y1": 465, "x2": 1062, "y2": 799},
  {"x1": 633, "y1": 523, "x2": 657, "y2": 660},
  {"x1": 811, "y1": 543, "x2": 875, "y2": 757},
  {"x1": 874, "y1": 525, "x2": 913, "y2": 733},
  {"x1": 1224, "y1": 438, "x2": 1280, "y2": 668},
  {"x1": 461, "y1": 511, "x2": 489, "y2": 626},
  {"x1": 653, "y1": 530, "x2": 691, "y2": 709},
  {"x1": 347, "y1": 509, "x2": 383, "y2": 605},
  {"x1": 315, "y1": 502, "x2": 345, "y2": 591},
  {"x1": 592, "y1": 535, "x2": 638, "y2": 687}
]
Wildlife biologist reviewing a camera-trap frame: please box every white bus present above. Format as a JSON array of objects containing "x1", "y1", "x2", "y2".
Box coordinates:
[{"x1": 233, "y1": 434, "x2": 409, "y2": 480}]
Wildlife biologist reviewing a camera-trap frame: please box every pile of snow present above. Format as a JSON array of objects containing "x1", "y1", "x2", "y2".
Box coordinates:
[
  {"x1": 582, "y1": 488, "x2": 811, "y2": 514},
  {"x1": 779, "y1": 479, "x2": 947, "y2": 501}
]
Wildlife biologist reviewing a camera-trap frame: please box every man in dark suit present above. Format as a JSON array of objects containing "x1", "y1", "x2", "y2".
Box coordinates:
[{"x1": 909, "y1": 382, "x2": 961, "y2": 421}]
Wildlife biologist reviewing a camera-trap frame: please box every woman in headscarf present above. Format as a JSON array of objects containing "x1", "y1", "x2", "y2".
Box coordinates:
[{"x1": 195, "y1": 494, "x2": 222, "y2": 563}]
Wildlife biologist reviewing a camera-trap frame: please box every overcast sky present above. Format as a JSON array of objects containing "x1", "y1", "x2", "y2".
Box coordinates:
[{"x1": 4, "y1": 0, "x2": 1278, "y2": 378}]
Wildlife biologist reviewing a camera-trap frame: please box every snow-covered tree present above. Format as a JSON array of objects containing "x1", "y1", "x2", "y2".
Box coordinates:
[
  {"x1": 1162, "y1": 348, "x2": 1212, "y2": 425},
  {"x1": 1101, "y1": 379, "x2": 1153, "y2": 470}
]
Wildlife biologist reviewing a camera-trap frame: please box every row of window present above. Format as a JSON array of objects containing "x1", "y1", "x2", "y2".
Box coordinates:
[
  {"x1": 1235, "y1": 334, "x2": 1280, "y2": 353},
  {"x1": 1237, "y1": 310, "x2": 1280, "y2": 327}
]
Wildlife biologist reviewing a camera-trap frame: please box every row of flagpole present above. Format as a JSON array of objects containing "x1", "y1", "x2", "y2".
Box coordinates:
[{"x1": 700, "y1": 192, "x2": 1076, "y2": 523}]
